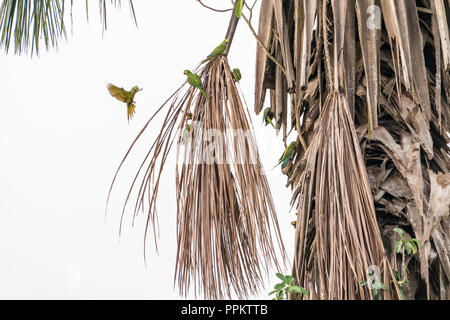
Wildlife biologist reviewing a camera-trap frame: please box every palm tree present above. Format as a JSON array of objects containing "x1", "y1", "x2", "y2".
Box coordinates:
[
  {"x1": 2, "y1": 0, "x2": 449, "y2": 300},
  {"x1": 254, "y1": 0, "x2": 449, "y2": 300},
  {"x1": 0, "y1": 0, "x2": 287, "y2": 300},
  {"x1": 0, "y1": 0, "x2": 136, "y2": 55}
]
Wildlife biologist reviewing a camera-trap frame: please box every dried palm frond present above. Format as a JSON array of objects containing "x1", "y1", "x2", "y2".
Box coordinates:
[
  {"x1": 107, "y1": 56, "x2": 286, "y2": 299},
  {"x1": 292, "y1": 92, "x2": 401, "y2": 300},
  {"x1": 175, "y1": 56, "x2": 285, "y2": 299}
]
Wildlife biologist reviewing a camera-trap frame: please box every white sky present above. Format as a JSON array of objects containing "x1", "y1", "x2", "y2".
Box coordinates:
[{"x1": 0, "y1": 0, "x2": 296, "y2": 299}]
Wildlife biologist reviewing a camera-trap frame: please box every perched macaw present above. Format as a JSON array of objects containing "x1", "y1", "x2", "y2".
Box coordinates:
[
  {"x1": 184, "y1": 70, "x2": 208, "y2": 99},
  {"x1": 107, "y1": 84, "x2": 142, "y2": 121},
  {"x1": 202, "y1": 39, "x2": 229, "y2": 63},
  {"x1": 181, "y1": 124, "x2": 192, "y2": 145},
  {"x1": 276, "y1": 142, "x2": 296, "y2": 169},
  {"x1": 291, "y1": 221, "x2": 297, "y2": 228},
  {"x1": 263, "y1": 107, "x2": 274, "y2": 127},
  {"x1": 232, "y1": 68, "x2": 242, "y2": 82}
]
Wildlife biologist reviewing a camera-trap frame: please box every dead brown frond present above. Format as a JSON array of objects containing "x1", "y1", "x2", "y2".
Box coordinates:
[
  {"x1": 175, "y1": 56, "x2": 286, "y2": 299},
  {"x1": 292, "y1": 92, "x2": 401, "y2": 300},
  {"x1": 107, "y1": 55, "x2": 286, "y2": 299}
]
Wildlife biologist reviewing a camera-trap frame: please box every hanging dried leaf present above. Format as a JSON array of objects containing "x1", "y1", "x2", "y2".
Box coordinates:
[{"x1": 108, "y1": 56, "x2": 286, "y2": 299}]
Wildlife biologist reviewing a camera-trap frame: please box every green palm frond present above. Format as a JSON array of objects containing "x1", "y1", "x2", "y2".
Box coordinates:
[
  {"x1": 99, "y1": 0, "x2": 137, "y2": 31},
  {"x1": 0, "y1": 0, "x2": 136, "y2": 56},
  {"x1": 0, "y1": 0, "x2": 65, "y2": 55}
]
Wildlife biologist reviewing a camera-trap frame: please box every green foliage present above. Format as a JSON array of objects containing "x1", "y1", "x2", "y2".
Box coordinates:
[
  {"x1": 269, "y1": 273, "x2": 308, "y2": 300},
  {"x1": 0, "y1": 0, "x2": 65, "y2": 55},
  {"x1": 391, "y1": 228, "x2": 421, "y2": 300},
  {"x1": 360, "y1": 271, "x2": 386, "y2": 300},
  {"x1": 392, "y1": 269, "x2": 410, "y2": 300},
  {"x1": 0, "y1": 0, "x2": 136, "y2": 55},
  {"x1": 393, "y1": 228, "x2": 422, "y2": 256},
  {"x1": 360, "y1": 230, "x2": 421, "y2": 300}
]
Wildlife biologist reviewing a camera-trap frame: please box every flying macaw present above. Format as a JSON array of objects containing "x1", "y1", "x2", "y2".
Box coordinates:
[
  {"x1": 184, "y1": 70, "x2": 208, "y2": 99},
  {"x1": 202, "y1": 39, "x2": 229, "y2": 63},
  {"x1": 263, "y1": 107, "x2": 274, "y2": 127},
  {"x1": 107, "y1": 84, "x2": 142, "y2": 121}
]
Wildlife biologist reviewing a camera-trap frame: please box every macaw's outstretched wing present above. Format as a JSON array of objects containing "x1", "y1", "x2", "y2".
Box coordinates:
[{"x1": 107, "y1": 84, "x2": 128, "y2": 102}]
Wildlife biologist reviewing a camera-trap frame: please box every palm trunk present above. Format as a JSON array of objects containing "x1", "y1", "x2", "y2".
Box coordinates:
[{"x1": 255, "y1": 0, "x2": 450, "y2": 300}]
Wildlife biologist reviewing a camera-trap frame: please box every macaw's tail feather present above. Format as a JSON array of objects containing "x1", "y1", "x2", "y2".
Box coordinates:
[
  {"x1": 127, "y1": 104, "x2": 136, "y2": 121},
  {"x1": 281, "y1": 157, "x2": 290, "y2": 169},
  {"x1": 200, "y1": 89, "x2": 209, "y2": 100},
  {"x1": 202, "y1": 56, "x2": 214, "y2": 64}
]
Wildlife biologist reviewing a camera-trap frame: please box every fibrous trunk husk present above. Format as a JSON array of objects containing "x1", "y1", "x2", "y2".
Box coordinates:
[{"x1": 255, "y1": 0, "x2": 450, "y2": 299}]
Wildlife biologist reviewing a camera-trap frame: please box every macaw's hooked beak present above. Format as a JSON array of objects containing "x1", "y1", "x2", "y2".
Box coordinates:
[{"x1": 138, "y1": 88, "x2": 143, "y2": 92}]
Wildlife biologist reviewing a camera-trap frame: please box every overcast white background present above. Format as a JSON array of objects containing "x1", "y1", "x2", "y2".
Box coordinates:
[{"x1": 0, "y1": 1, "x2": 296, "y2": 299}]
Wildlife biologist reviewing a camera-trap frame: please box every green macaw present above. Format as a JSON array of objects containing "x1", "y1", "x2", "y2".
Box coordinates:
[
  {"x1": 184, "y1": 70, "x2": 209, "y2": 99},
  {"x1": 263, "y1": 107, "x2": 274, "y2": 127},
  {"x1": 276, "y1": 142, "x2": 297, "y2": 169},
  {"x1": 107, "y1": 84, "x2": 142, "y2": 121},
  {"x1": 202, "y1": 39, "x2": 230, "y2": 63},
  {"x1": 181, "y1": 124, "x2": 192, "y2": 145},
  {"x1": 232, "y1": 68, "x2": 242, "y2": 82}
]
